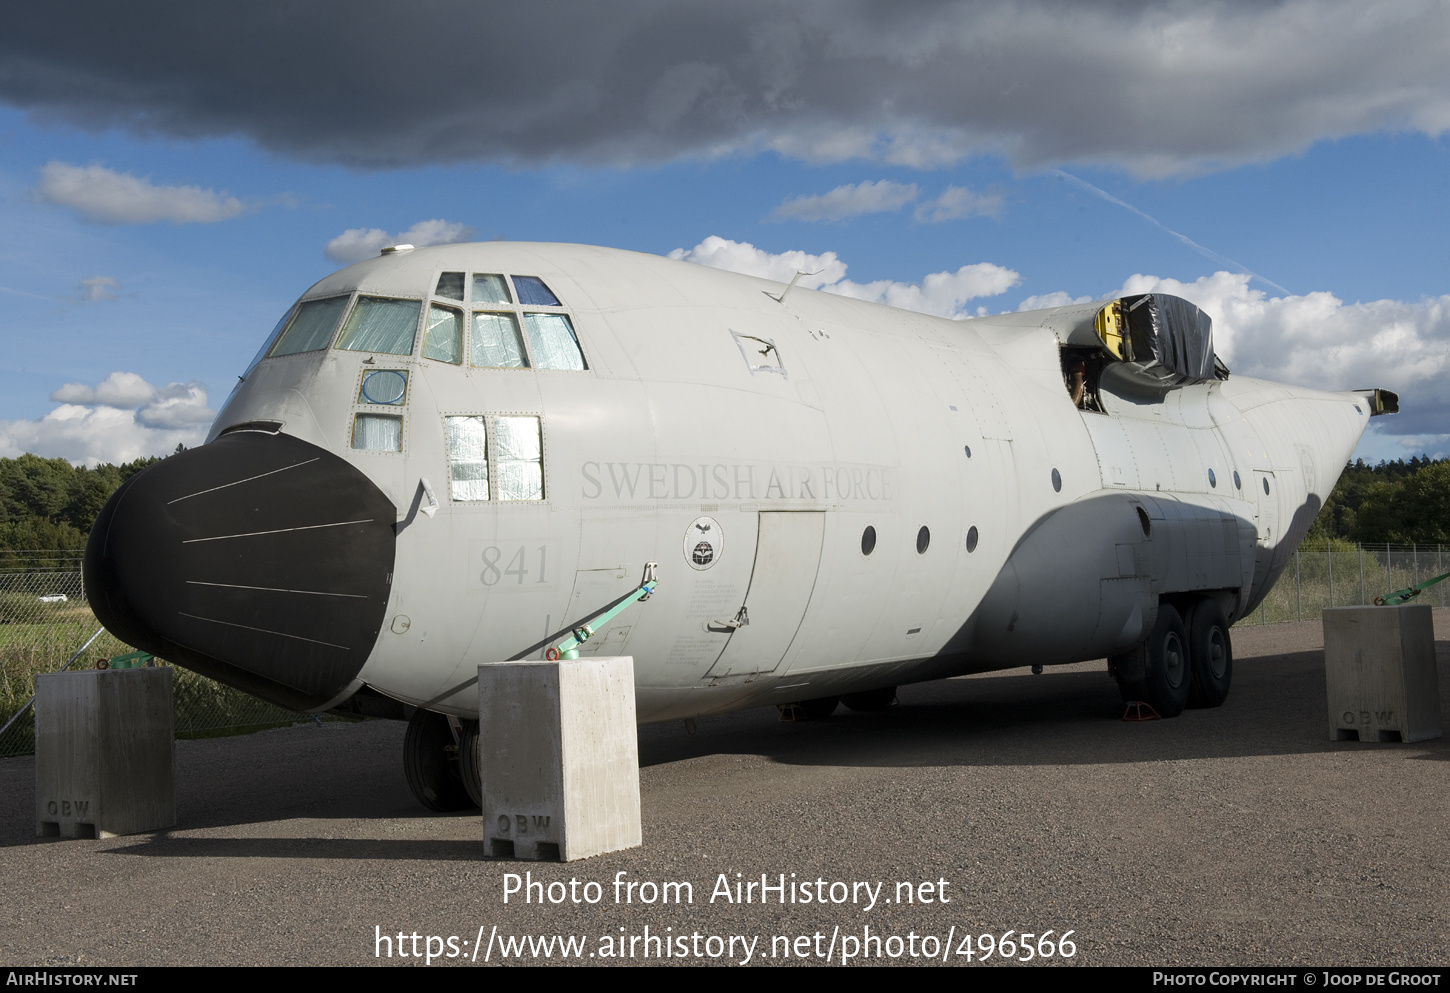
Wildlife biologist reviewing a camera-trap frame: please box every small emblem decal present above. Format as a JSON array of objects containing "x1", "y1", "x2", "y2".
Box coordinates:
[{"x1": 685, "y1": 516, "x2": 723, "y2": 571}]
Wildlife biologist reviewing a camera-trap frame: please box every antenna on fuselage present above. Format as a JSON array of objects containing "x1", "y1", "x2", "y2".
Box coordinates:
[{"x1": 772, "y1": 268, "x2": 823, "y2": 304}]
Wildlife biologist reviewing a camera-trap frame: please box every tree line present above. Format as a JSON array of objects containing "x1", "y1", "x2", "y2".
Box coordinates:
[
  {"x1": 1305, "y1": 456, "x2": 1449, "y2": 545},
  {"x1": 0, "y1": 453, "x2": 159, "y2": 563},
  {"x1": 0, "y1": 450, "x2": 1443, "y2": 568}
]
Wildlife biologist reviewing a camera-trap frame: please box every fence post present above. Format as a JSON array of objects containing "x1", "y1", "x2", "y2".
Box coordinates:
[
  {"x1": 1295, "y1": 549, "x2": 1302, "y2": 622},
  {"x1": 1327, "y1": 541, "x2": 1334, "y2": 607},
  {"x1": 1359, "y1": 543, "x2": 1365, "y2": 605}
]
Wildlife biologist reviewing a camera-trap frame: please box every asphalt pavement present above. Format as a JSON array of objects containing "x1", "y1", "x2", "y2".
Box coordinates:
[{"x1": 3, "y1": 610, "x2": 1448, "y2": 967}]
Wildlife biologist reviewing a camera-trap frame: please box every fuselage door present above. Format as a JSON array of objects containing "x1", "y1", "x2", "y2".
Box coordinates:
[{"x1": 704, "y1": 511, "x2": 825, "y2": 679}]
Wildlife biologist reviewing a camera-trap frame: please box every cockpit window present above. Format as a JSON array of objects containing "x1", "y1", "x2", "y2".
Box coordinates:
[
  {"x1": 336, "y1": 297, "x2": 421, "y2": 355},
  {"x1": 471, "y1": 273, "x2": 512, "y2": 305},
  {"x1": 513, "y1": 275, "x2": 561, "y2": 307},
  {"x1": 522, "y1": 313, "x2": 587, "y2": 370},
  {"x1": 472, "y1": 312, "x2": 529, "y2": 368},
  {"x1": 423, "y1": 305, "x2": 463, "y2": 364},
  {"x1": 269, "y1": 296, "x2": 350, "y2": 357},
  {"x1": 435, "y1": 272, "x2": 465, "y2": 300}
]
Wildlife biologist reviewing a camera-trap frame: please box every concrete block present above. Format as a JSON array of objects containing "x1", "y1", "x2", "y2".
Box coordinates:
[
  {"x1": 478, "y1": 657, "x2": 641, "y2": 861},
  {"x1": 35, "y1": 666, "x2": 176, "y2": 838},
  {"x1": 1322, "y1": 605, "x2": 1440, "y2": 743}
]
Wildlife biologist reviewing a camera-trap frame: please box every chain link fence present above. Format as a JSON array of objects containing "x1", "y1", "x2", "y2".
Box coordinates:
[
  {"x1": 1245, "y1": 541, "x2": 1448, "y2": 625},
  {"x1": 1, "y1": 570, "x2": 312, "y2": 759}
]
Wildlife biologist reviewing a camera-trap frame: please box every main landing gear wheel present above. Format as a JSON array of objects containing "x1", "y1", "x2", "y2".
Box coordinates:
[
  {"x1": 403, "y1": 710, "x2": 474, "y2": 812},
  {"x1": 1185, "y1": 598, "x2": 1233, "y2": 709},
  {"x1": 842, "y1": 687, "x2": 897, "y2": 712},
  {"x1": 1110, "y1": 603, "x2": 1192, "y2": 718}
]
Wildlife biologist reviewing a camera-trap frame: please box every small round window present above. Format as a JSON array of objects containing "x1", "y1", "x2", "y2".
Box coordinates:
[
  {"x1": 1262, "y1": 477, "x2": 1271, "y2": 495},
  {"x1": 1051, "y1": 468, "x2": 1062, "y2": 492},
  {"x1": 965, "y1": 526, "x2": 979, "y2": 552},
  {"x1": 964, "y1": 445, "x2": 972, "y2": 458},
  {"x1": 916, "y1": 526, "x2": 930, "y2": 554},
  {"x1": 1233, "y1": 470, "x2": 1242, "y2": 490},
  {"x1": 1208, "y1": 468, "x2": 1217, "y2": 488},
  {"x1": 861, "y1": 526, "x2": 877, "y2": 556}
]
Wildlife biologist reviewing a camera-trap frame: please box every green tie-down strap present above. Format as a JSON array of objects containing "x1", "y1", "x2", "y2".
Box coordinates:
[
  {"x1": 1375, "y1": 570, "x2": 1450, "y2": 606},
  {"x1": 98, "y1": 650, "x2": 156, "y2": 670}
]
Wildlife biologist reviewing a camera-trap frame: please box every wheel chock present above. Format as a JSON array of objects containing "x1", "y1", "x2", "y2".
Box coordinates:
[{"x1": 1122, "y1": 701, "x2": 1161, "y2": 721}]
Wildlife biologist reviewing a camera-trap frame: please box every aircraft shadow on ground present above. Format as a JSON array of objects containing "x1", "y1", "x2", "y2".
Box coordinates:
[{"x1": 637, "y1": 648, "x2": 1450, "y2": 770}]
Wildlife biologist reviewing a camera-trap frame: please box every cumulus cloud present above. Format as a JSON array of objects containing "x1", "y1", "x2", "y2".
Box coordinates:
[
  {"x1": 1111, "y1": 272, "x2": 1450, "y2": 438},
  {"x1": 1016, "y1": 291, "x2": 1096, "y2": 312},
  {"x1": 3, "y1": 373, "x2": 216, "y2": 464},
  {"x1": 76, "y1": 275, "x2": 120, "y2": 302},
  {"x1": 914, "y1": 185, "x2": 1004, "y2": 223},
  {"x1": 324, "y1": 219, "x2": 476, "y2": 264},
  {"x1": 4, "y1": 3, "x2": 1449, "y2": 174},
  {"x1": 669, "y1": 236, "x2": 1018, "y2": 319},
  {"x1": 34, "y1": 162, "x2": 248, "y2": 224},
  {"x1": 770, "y1": 180, "x2": 919, "y2": 222}
]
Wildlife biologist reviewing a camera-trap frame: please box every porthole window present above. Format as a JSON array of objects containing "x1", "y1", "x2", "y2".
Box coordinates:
[
  {"x1": 1233, "y1": 470, "x2": 1242, "y2": 490},
  {"x1": 1208, "y1": 468, "x2": 1217, "y2": 488},
  {"x1": 360, "y1": 369, "x2": 407, "y2": 405},
  {"x1": 861, "y1": 526, "x2": 877, "y2": 555},
  {"x1": 1262, "y1": 477, "x2": 1271, "y2": 495},
  {"x1": 916, "y1": 526, "x2": 930, "y2": 554},
  {"x1": 964, "y1": 445, "x2": 972, "y2": 458},
  {"x1": 1051, "y1": 468, "x2": 1062, "y2": 492},
  {"x1": 965, "y1": 526, "x2": 979, "y2": 552}
]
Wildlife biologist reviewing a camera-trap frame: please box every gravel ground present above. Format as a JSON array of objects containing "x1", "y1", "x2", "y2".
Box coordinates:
[{"x1": 2, "y1": 610, "x2": 1448, "y2": 968}]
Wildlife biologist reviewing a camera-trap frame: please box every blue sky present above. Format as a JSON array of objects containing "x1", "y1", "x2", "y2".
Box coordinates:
[{"x1": 0, "y1": 2, "x2": 1447, "y2": 465}]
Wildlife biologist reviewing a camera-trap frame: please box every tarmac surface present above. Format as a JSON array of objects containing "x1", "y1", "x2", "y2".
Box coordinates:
[{"x1": 3, "y1": 610, "x2": 1449, "y2": 968}]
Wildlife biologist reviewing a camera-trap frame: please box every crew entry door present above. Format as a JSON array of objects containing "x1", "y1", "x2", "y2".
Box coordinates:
[{"x1": 704, "y1": 512, "x2": 825, "y2": 679}]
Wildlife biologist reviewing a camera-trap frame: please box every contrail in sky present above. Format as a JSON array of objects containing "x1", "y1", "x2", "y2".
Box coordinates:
[{"x1": 1053, "y1": 170, "x2": 1292, "y2": 296}]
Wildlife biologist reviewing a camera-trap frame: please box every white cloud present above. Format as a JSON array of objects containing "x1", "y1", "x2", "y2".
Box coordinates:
[
  {"x1": 668, "y1": 235, "x2": 847, "y2": 288},
  {"x1": 1109, "y1": 272, "x2": 1450, "y2": 438},
  {"x1": 914, "y1": 185, "x2": 1004, "y2": 223},
  {"x1": 76, "y1": 275, "x2": 120, "y2": 302},
  {"x1": 668, "y1": 236, "x2": 1018, "y2": 319},
  {"x1": 770, "y1": 180, "x2": 919, "y2": 222},
  {"x1": 1016, "y1": 291, "x2": 1096, "y2": 312},
  {"x1": 324, "y1": 219, "x2": 477, "y2": 264},
  {"x1": 4, "y1": 374, "x2": 216, "y2": 465},
  {"x1": 34, "y1": 162, "x2": 247, "y2": 224}
]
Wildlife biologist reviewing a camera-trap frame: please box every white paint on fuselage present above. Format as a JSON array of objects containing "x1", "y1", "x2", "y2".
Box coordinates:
[{"x1": 209, "y1": 243, "x2": 1372, "y2": 723}]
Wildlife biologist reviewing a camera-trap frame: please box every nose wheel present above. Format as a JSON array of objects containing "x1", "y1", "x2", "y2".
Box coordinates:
[{"x1": 403, "y1": 710, "x2": 477, "y2": 812}]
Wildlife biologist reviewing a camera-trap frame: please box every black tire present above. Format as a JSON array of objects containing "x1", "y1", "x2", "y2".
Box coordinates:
[
  {"x1": 1112, "y1": 603, "x2": 1191, "y2": 718},
  {"x1": 842, "y1": 687, "x2": 897, "y2": 712},
  {"x1": 403, "y1": 710, "x2": 474, "y2": 812},
  {"x1": 458, "y1": 719, "x2": 483, "y2": 807},
  {"x1": 1185, "y1": 598, "x2": 1233, "y2": 709},
  {"x1": 794, "y1": 696, "x2": 840, "y2": 720}
]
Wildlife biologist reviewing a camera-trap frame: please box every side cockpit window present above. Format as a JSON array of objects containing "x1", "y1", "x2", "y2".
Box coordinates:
[
  {"x1": 423, "y1": 305, "x2": 463, "y2": 363},
  {"x1": 513, "y1": 275, "x2": 561, "y2": 306},
  {"x1": 269, "y1": 296, "x2": 350, "y2": 357},
  {"x1": 522, "y1": 313, "x2": 586, "y2": 370}
]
